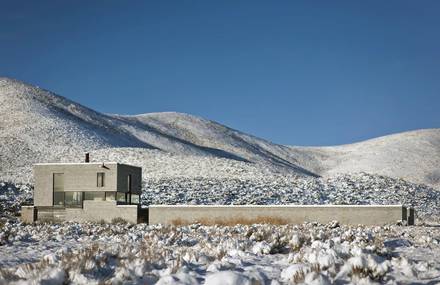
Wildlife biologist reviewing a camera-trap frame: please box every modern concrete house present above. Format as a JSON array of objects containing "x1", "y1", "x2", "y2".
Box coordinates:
[
  {"x1": 21, "y1": 155, "x2": 415, "y2": 226},
  {"x1": 22, "y1": 156, "x2": 142, "y2": 224}
]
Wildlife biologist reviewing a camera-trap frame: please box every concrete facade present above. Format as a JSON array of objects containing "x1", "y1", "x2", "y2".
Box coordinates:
[
  {"x1": 34, "y1": 163, "x2": 119, "y2": 207},
  {"x1": 148, "y1": 205, "x2": 412, "y2": 226},
  {"x1": 21, "y1": 206, "x2": 37, "y2": 224},
  {"x1": 37, "y1": 201, "x2": 139, "y2": 224},
  {"x1": 27, "y1": 162, "x2": 142, "y2": 223}
]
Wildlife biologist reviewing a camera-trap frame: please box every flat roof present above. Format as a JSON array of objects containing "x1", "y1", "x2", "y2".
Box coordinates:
[
  {"x1": 34, "y1": 162, "x2": 141, "y2": 168},
  {"x1": 34, "y1": 162, "x2": 118, "y2": 165},
  {"x1": 149, "y1": 204, "x2": 404, "y2": 208}
]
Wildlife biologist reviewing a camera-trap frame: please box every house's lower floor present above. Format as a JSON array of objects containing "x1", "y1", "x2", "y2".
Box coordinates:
[{"x1": 22, "y1": 201, "x2": 148, "y2": 224}]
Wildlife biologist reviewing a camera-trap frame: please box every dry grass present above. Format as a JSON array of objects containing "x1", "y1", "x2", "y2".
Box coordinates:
[
  {"x1": 171, "y1": 216, "x2": 289, "y2": 226},
  {"x1": 111, "y1": 217, "x2": 127, "y2": 224}
]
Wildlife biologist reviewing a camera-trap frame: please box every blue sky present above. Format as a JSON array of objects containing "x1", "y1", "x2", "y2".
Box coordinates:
[{"x1": 1, "y1": 1, "x2": 439, "y2": 146}]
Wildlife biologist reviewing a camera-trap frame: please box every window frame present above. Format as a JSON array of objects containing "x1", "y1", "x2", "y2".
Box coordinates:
[
  {"x1": 53, "y1": 173, "x2": 65, "y2": 206},
  {"x1": 97, "y1": 172, "x2": 105, "y2": 187}
]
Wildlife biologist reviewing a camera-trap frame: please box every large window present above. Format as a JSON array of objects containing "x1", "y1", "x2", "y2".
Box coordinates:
[
  {"x1": 105, "y1": 192, "x2": 116, "y2": 201},
  {"x1": 116, "y1": 192, "x2": 127, "y2": 203},
  {"x1": 53, "y1": 173, "x2": 64, "y2": 206},
  {"x1": 53, "y1": 192, "x2": 64, "y2": 206},
  {"x1": 64, "y1": 192, "x2": 83, "y2": 207},
  {"x1": 97, "y1": 173, "x2": 105, "y2": 187},
  {"x1": 53, "y1": 173, "x2": 64, "y2": 191},
  {"x1": 131, "y1": 194, "x2": 140, "y2": 204},
  {"x1": 84, "y1": 192, "x2": 105, "y2": 201}
]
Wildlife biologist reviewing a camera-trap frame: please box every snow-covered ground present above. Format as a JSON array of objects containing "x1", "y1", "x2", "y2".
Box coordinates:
[
  {"x1": 2, "y1": 174, "x2": 440, "y2": 284},
  {"x1": 1, "y1": 220, "x2": 440, "y2": 284}
]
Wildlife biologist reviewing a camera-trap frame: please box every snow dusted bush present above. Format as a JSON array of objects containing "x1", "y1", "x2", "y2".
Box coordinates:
[
  {"x1": 1, "y1": 221, "x2": 438, "y2": 284},
  {"x1": 0, "y1": 181, "x2": 32, "y2": 219}
]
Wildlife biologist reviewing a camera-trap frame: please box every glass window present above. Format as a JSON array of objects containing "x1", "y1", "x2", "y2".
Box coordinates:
[
  {"x1": 131, "y1": 194, "x2": 140, "y2": 204},
  {"x1": 84, "y1": 191, "x2": 105, "y2": 201},
  {"x1": 65, "y1": 192, "x2": 82, "y2": 207},
  {"x1": 53, "y1": 192, "x2": 64, "y2": 206},
  {"x1": 105, "y1": 192, "x2": 116, "y2": 201},
  {"x1": 53, "y1": 173, "x2": 64, "y2": 192},
  {"x1": 116, "y1": 192, "x2": 127, "y2": 203},
  {"x1": 127, "y1": 174, "x2": 132, "y2": 191},
  {"x1": 97, "y1": 173, "x2": 105, "y2": 187}
]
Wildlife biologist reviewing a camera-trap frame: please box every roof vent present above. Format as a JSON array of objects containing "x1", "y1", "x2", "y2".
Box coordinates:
[{"x1": 85, "y1": 153, "x2": 90, "y2": 163}]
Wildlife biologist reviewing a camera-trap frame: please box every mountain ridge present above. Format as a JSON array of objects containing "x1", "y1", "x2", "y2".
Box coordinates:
[{"x1": 1, "y1": 77, "x2": 439, "y2": 188}]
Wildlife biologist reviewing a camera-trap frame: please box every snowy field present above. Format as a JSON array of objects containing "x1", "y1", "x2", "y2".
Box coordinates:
[{"x1": 1, "y1": 220, "x2": 440, "y2": 284}]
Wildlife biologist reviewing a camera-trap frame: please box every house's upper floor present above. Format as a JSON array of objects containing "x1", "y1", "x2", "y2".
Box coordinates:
[{"x1": 33, "y1": 162, "x2": 142, "y2": 207}]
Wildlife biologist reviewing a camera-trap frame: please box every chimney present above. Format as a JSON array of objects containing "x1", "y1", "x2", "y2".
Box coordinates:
[{"x1": 85, "y1": 153, "x2": 90, "y2": 163}]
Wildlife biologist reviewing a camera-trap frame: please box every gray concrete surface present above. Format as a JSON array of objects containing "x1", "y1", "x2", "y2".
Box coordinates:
[
  {"x1": 32, "y1": 162, "x2": 142, "y2": 223},
  {"x1": 21, "y1": 206, "x2": 37, "y2": 223},
  {"x1": 36, "y1": 201, "x2": 139, "y2": 224},
  {"x1": 148, "y1": 205, "x2": 409, "y2": 226},
  {"x1": 34, "y1": 163, "x2": 119, "y2": 206}
]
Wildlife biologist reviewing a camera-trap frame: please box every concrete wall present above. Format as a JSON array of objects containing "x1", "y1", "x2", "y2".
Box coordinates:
[
  {"x1": 34, "y1": 163, "x2": 118, "y2": 206},
  {"x1": 148, "y1": 205, "x2": 408, "y2": 226},
  {"x1": 116, "y1": 164, "x2": 142, "y2": 194},
  {"x1": 36, "y1": 201, "x2": 138, "y2": 224},
  {"x1": 21, "y1": 206, "x2": 37, "y2": 223}
]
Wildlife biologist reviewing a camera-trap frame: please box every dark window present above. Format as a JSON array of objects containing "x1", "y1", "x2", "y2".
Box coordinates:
[
  {"x1": 97, "y1": 173, "x2": 105, "y2": 187},
  {"x1": 84, "y1": 192, "x2": 105, "y2": 201},
  {"x1": 53, "y1": 173, "x2": 64, "y2": 206},
  {"x1": 53, "y1": 192, "x2": 65, "y2": 207}
]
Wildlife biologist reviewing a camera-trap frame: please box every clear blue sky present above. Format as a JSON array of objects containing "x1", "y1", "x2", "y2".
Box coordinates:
[{"x1": 1, "y1": 1, "x2": 439, "y2": 146}]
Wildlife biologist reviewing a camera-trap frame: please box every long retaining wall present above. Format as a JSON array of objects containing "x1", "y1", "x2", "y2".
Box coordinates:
[{"x1": 148, "y1": 205, "x2": 413, "y2": 226}]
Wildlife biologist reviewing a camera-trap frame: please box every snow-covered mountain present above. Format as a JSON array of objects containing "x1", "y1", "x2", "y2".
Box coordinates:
[{"x1": 0, "y1": 77, "x2": 439, "y2": 188}]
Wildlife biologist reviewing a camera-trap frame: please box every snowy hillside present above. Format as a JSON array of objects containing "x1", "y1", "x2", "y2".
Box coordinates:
[
  {"x1": 0, "y1": 77, "x2": 439, "y2": 189},
  {"x1": 289, "y1": 129, "x2": 440, "y2": 188},
  {"x1": 0, "y1": 77, "x2": 314, "y2": 183}
]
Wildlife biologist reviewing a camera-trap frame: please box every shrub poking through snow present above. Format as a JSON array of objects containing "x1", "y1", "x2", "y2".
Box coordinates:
[{"x1": 1, "y1": 221, "x2": 438, "y2": 284}]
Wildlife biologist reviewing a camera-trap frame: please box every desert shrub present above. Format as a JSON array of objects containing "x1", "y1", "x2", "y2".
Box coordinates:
[
  {"x1": 111, "y1": 217, "x2": 127, "y2": 224},
  {"x1": 172, "y1": 216, "x2": 288, "y2": 226}
]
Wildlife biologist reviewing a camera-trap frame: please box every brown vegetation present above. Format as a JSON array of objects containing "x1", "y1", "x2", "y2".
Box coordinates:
[{"x1": 171, "y1": 216, "x2": 289, "y2": 226}]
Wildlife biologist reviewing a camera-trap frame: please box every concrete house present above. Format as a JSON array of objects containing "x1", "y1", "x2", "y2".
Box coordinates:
[{"x1": 22, "y1": 156, "x2": 142, "y2": 224}]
